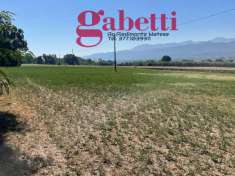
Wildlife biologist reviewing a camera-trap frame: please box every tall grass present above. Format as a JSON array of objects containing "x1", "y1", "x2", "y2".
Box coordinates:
[{"x1": 0, "y1": 69, "x2": 10, "y2": 95}]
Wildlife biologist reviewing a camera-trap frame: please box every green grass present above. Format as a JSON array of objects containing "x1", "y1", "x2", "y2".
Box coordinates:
[
  {"x1": 1, "y1": 65, "x2": 235, "y2": 175},
  {"x1": 3, "y1": 66, "x2": 235, "y2": 95}
]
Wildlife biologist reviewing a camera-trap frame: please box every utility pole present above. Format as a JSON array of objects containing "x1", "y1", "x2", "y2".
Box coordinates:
[
  {"x1": 59, "y1": 54, "x2": 61, "y2": 65},
  {"x1": 114, "y1": 33, "x2": 117, "y2": 72}
]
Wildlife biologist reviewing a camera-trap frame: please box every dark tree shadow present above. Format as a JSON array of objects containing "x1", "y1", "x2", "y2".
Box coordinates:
[
  {"x1": 0, "y1": 112, "x2": 52, "y2": 176},
  {"x1": 0, "y1": 112, "x2": 24, "y2": 144}
]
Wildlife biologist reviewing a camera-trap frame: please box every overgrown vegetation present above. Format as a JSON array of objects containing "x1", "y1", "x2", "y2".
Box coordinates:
[{"x1": 2, "y1": 66, "x2": 235, "y2": 175}]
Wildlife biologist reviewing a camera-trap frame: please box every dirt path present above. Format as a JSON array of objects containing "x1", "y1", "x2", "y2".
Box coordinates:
[{"x1": 0, "y1": 96, "x2": 68, "y2": 176}]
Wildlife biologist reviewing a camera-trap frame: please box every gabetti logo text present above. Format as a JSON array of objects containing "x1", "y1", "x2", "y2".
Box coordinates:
[{"x1": 76, "y1": 10, "x2": 177, "y2": 47}]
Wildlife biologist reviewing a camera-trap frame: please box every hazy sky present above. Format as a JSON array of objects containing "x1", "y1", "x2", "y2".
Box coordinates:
[{"x1": 1, "y1": 0, "x2": 235, "y2": 56}]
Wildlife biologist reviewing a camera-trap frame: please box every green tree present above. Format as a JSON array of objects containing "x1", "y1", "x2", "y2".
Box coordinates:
[
  {"x1": 161, "y1": 55, "x2": 172, "y2": 62},
  {"x1": 63, "y1": 54, "x2": 80, "y2": 65},
  {"x1": 35, "y1": 56, "x2": 44, "y2": 64},
  {"x1": 0, "y1": 11, "x2": 27, "y2": 66},
  {"x1": 21, "y1": 51, "x2": 35, "y2": 64},
  {"x1": 43, "y1": 54, "x2": 57, "y2": 65}
]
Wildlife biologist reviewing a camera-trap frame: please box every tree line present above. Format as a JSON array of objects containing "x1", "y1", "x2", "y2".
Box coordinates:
[
  {"x1": 119, "y1": 57, "x2": 235, "y2": 67},
  {"x1": 22, "y1": 52, "x2": 235, "y2": 67},
  {"x1": 22, "y1": 53, "x2": 114, "y2": 66}
]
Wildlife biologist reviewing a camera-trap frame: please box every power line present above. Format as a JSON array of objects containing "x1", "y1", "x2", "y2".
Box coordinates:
[{"x1": 179, "y1": 8, "x2": 235, "y2": 26}]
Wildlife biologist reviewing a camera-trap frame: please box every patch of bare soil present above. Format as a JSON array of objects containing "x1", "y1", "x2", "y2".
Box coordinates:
[{"x1": 0, "y1": 95, "x2": 67, "y2": 176}]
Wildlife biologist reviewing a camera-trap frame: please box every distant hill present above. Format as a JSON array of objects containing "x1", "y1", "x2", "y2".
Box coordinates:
[{"x1": 85, "y1": 38, "x2": 235, "y2": 62}]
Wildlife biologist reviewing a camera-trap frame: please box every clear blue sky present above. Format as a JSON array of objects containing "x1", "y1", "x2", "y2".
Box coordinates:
[{"x1": 1, "y1": 0, "x2": 235, "y2": 56}]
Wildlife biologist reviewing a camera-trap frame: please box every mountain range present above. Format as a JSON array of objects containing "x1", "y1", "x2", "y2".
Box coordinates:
[{"x1": 85, "y1": 38, "x2": 235, "y2": 62}]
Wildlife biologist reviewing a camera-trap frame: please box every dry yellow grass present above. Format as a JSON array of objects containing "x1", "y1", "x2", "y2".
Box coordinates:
[
  {"x1": 1, "y1": 67, "x2": 235, "y2": 175},
  {"x1": 138, "y1": 72, "x2": 235, "y2": 81},
  {"x1": 11, "y1": 83, "x2": 235, "y2": 175}
]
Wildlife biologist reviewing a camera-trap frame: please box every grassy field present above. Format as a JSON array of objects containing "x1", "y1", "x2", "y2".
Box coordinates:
[{"x1": 1, "y1": 66, "x2": 235, "y2": 175}]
